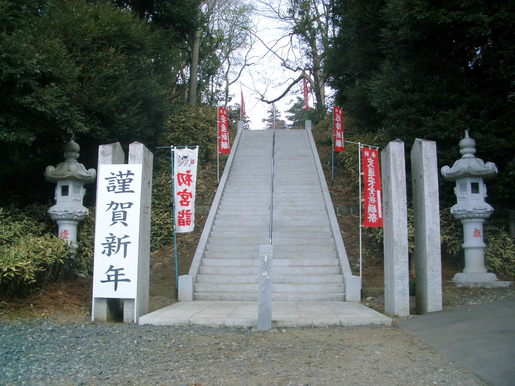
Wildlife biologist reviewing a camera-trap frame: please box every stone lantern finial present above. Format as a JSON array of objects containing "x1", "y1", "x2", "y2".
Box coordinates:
[{"x1": 459, "y1": 130, "x2": 476, "y2": 157}]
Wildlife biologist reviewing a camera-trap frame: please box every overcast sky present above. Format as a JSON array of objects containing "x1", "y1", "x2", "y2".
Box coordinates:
[{"x1": 227, "y1": 6, "x2": 305, "y2": 130}]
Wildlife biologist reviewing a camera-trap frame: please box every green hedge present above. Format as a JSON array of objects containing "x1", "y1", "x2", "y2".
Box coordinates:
[
  {"x1": 0, "y1": 206, "x2": 77, "y2": 295},
  {"x1": 0, "y1": 234, "x2": 70, "y2": 295}
]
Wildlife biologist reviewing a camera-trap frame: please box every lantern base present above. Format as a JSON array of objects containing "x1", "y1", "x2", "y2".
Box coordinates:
[{"x1": 453, "y1": 272, "x2": 511, "y2": 288}]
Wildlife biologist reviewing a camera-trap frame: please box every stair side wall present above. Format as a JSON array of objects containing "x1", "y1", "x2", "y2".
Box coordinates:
[{"x1": 304, "y1": 122, "x2": 362, "y2": 301}]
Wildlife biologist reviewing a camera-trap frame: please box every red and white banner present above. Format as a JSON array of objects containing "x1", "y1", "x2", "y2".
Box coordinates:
[
  {"x1": 174, "y1": 148, "x2": 198, "y2": 233},
  {"x1": 333, "y1": 106, "x2": 344, "y2": 152},
  {"x1": 241, "y1": 90, "x2": 246, "y2": 117},
  {"x1": 218, "y1": 106, "x2": 230, "y2": 154},
  {"x1": 361, "y1": 147, "x2": 383, "y2": 228},
  {"x1": 303, "y1": 78, "x2": 309, "y2": 111}
]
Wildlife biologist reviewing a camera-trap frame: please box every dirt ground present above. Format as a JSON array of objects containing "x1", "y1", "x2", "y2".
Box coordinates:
[{"x1": 1, "y1": 258, "x2": 512, "y2": 323}]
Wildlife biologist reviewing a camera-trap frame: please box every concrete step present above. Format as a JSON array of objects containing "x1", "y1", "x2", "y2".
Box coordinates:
[
  {"x1": 202, "y1": 258, "x2": 260, "y2": 266},
  {"x1": 205, "y1": 244, "x2": 261, "y2": 253},
  {"x1": 204, "y1": 251, "x2": 258, "y2": 259},
  {"x1": 273, "y1": 220, "x2": 330, "y2": 228},
  {"x1": 210, "y1": 224, "x2": 267, "y2": 232},
  {"x1": 222, "y1": 192, "x2": 270, "y2": 198},
  {"x1": 198, "y1": 265, "x2": 341, "y2": 275},
  {"x1": 205, "y1": 245, "x2": 337, "y2": 258},
  {"x1": 273, "y1": 244, "x2": 336, "y2": 254},
  {"x1": 271, "y1": 229, "x2": 332, "y2": 237},
  {"x1": 218, "y1": 201, "x2": 269, "y2": 207},
  {"x1": 194, "y1": 282, "x2": 344, "y2": 293},
  {"x1": 215, "y1": 209, "x2": 270, "y2": 215},
  {"x1": 209, "y1": 230, "x2": 269, "y2": 239},
  {"x1": 201, "y1": 257, "x2": 339, "y2": 267},
  {"x1": 194, "y1": 292, "x2": 345, "y2": 302},
  {"x1": 213, "y1": 218, "x2": 269, "y2": 226},
  {"x1": 207, "y1": 237, "x2": 269, "y2": 247},
  {"x1": 197, "y1": 274, "x2": 343, "y2": 284},
  {"x1": 273, "y1": 258, "x2": 339, "y2": 266},
  {"x1": 271, "y1": 237, "x2": 334, "y2": 247},
  {"x1": 272, "y1": 224, "x2": 331, "y2": 232}
]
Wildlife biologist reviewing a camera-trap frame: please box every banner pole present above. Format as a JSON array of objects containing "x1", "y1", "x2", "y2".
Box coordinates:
[
  {"x1": 358, "y1": 142, "x2": 363, "y2": 280},
  {"x1": 331, "y1": 110, "x2": 335, "y2": 183},
  {"x1": 216, "y1": 107, "x2": 220, "y2": 184},
  {"x1": 170, "y1": 147, "x2": 179, "y2": 295}
]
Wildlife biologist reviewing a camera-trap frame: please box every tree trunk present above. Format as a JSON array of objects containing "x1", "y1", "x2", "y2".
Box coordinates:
[{"x1": 188, "y1": 26, "x2": 201, "y2": 106}]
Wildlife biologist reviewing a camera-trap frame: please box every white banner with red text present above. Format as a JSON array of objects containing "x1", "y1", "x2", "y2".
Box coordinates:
[
  {"x1": 361, "y1": 147, "x2": 383, "y2": 227},
  {"x1": 174, "y1": 148, "x2": 198, "y2": 233}
]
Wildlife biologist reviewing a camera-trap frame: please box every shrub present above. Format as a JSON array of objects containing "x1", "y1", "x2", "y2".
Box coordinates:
[
  {"x1": 164, "y1": 104, "x2": 217, "y2": 163},
  {"x1": 73, "y1": 209, "x2": 95, "y2": 276},
  {"x1": 484, "y1": 225, "x2": 514, "y2": 279},
  {"x1": 0, "y1": 234, "x2": 70, "y2": 296},
  {"x1": 151, "y1": 170, "x2": 173, "y2": 252},
  {"x1": 0, "y1": 205, "x2": 95, "y2": 295},
  {"x1": 0, "y1": 207, "x2": 48, "y2": 246}
]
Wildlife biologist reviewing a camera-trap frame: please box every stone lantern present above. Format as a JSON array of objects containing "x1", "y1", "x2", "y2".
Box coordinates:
[
  {"x1": 441, "y1": 130, "x2": 500, "y2": 285},
  {"x1": 45, "y1": 139, "x2": 96, "y2": 250}
]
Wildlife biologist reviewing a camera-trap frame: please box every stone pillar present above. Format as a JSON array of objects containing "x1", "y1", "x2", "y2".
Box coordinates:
[
  {"x1": 381, "y1": 140, "x2": 410, "y2": 317},
  {"x1": 126, "y1": 142, "x2": 153, "y2": 323},
  {"x1": 411, "y1": 139, "x2": 442, "y2": 313}
]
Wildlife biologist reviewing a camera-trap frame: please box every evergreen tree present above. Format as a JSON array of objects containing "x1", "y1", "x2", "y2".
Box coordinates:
[
  {"x1": 263, "y1": 104, "x2": 286, "y2": 130},
  {"x1": 285, "y1": 97, "x2": 317, "y2": 129},
  {"x1": 326, "y1": 0, "x2": 515, "y2": 209},
  {"x1": 0, "y1": 0, "x2": 177, "y2": 204},
  {"x1": 326, "y1": 0, "x2": 385, "y2": 132}
]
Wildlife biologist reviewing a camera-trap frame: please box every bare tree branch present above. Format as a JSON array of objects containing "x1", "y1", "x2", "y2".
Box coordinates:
[{"x1": 259, "y1": 72, "x2": 306, "y2": 104}]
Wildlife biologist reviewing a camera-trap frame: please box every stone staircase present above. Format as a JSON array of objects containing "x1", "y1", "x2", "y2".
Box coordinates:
[{"x1": 192, "y1": 128, "x2": 347, "y2": 301}]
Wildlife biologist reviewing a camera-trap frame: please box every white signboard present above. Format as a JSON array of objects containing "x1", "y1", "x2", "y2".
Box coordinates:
[
  {"x1": 92, "y1": 164, "x2": 142, "y2": 299},
  {"x1": 174, "y1": 148, "x2": 198, "y2": 233}
]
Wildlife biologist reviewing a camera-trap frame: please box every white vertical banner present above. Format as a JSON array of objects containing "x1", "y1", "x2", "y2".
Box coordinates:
[
  {"x1": 92, "y1": 164, "x2": 142, "y2": 299},
  {"x1": 174, "y1": 147, "x2": 198, "y2": 233}
]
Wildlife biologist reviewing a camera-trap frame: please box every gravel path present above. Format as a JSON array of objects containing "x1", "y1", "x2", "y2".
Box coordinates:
[
  {"x1": 2, "y1": 286, "x2": 513, "y2": 385},
  {"x1": 1, "y1": 321, "x2": 486, "y2": 385}
]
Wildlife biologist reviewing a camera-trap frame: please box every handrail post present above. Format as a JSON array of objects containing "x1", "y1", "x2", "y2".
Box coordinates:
[
  {"x1": 258, "y1": 244, "x2": 273, "y2": 330},
  {"x1": 269, "y1": 129, "x2": 276, "y2": 244}
]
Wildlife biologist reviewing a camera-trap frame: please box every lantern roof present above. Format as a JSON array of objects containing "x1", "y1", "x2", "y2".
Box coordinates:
[
  {"x1": 45, "y1": 139, "x2": 96, "y2": 183},
  {"x1": 441, "y1": 130, "x2": 497, "y2": 181}
]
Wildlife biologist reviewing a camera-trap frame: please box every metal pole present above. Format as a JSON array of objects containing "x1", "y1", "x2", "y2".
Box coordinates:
[
  {"x1": 358, "y1": 142, "x2": 363, "y2": 280},
  {"x1": 269, "y1": 129, "x2": 276, "y2": 245},
  {"x1": 216, "y1": 107, "x2": 220, "y2": 184},
  {"x1": 331, "y1": 111, "x2": 335, "y2": 183},
  {"x1": 170, "y1": 147, "x2": 179, "y2": 294}
]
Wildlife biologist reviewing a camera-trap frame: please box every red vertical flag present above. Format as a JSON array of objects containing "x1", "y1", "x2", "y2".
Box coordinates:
[
  {"x1": 361, "y1": 147, "x2": 383, "y2": 227},
  {"x1": 240, "y1": 90, "x2": 246, "y2": 117},
  {"x1": 303, "y1": 78, "x2": 309, "y2": 111},
  {"x1": 333, "y1": 106, "x2": 344, "y2": 152},
  {"x1": 218, "y1": 107, "x2": 230, "y2": 154}
]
